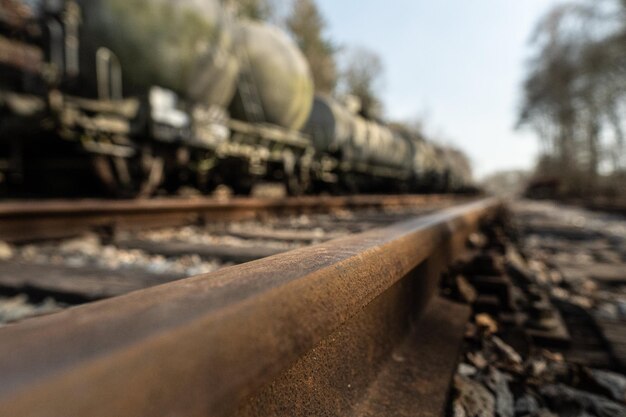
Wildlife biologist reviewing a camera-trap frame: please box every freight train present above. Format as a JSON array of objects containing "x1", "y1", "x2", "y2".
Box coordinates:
[{"x1": 0, "y1": 0, "x2": 473, "y2": 197}]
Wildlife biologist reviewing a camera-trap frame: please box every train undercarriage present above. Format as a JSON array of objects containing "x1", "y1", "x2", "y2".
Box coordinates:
[{"x1": 1, "y1": 86, "x2": 434, "y2": 198}]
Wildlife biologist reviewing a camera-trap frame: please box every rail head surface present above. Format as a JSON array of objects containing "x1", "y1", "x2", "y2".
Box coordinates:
[{"x1": 0, "y1": 198, "x2": 500, "y2": 417}]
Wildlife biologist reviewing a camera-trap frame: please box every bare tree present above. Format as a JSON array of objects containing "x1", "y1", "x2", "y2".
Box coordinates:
[
  {"x1": 286, "y1": 0, "x2": 337, "y2": 93},
  {"x1": 227, "y1": 0, "x2": 274, "y2": 20},
  {"x1": 339, "y1": 47, "x2": 384, "y2": 119},
  {"x1": 518, "y1": 0, "x2": 626, "y2": 197}
]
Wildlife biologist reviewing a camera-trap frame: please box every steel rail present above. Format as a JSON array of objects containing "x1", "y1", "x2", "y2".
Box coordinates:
[
  {"x1": 0, "y1": 194, "x2": 462, "y2": 242},
  {"x1": 0, "y1": 198, "x2": 500, "y2": 417}
]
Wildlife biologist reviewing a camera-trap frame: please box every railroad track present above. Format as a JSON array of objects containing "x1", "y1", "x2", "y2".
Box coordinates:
[
  {"x1": 0, "y1": 194, "x2": 460, "y2": 243},
  {"x1": 0, "y1": 196, "x2": 500, "y2": 416},
  {"x1": 0, "y1": 194, "x2": 463, "y2": 308}
]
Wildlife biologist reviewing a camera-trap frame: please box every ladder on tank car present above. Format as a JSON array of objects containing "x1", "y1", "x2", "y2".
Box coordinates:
[{"x1": 236, "y1": 48, "x2": 266, "y2": 124}]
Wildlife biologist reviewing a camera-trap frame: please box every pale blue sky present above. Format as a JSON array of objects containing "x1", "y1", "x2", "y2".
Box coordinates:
[{"x1": 314, "y1": 0, "x2": 564, "y2": 178}]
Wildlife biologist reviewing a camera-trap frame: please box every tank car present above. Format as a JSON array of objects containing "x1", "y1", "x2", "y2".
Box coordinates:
[
  {"x1": 389, "y1": 125, "x2": 447, "y2": 192},
  {"x1": 224, "y1": 20, "x2": 315, "y2": 194},
  {"x1": 303, "y1": 94, "x2": 414, "y2": 192},
  {"x1": 0, "y1": 0, "x2": 315, "y2": 196},
  {"x1": 438, "y1": 147, "x2": 473, "y2": 192},
  {"x1": 0, "y1": 0, "x2": 473, "y2": 197},
  {"x1": 1, "y1": 0, "x2": 239, "y2": 196}
]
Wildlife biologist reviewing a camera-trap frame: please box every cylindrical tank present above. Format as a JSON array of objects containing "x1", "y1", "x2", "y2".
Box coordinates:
[
  {"x1": 305, "y1": 94, "x2": 413, "y2": 171},
  {"x1": 389, "y1": 131, "x2": 412, "y2": 170},
  {"x1": 231, "y1": 21, "x2": 314, "y2": 130},
  {"x1": 412, "y1": 140, "x2": 437, "y2": 176},
  {"x1": 304, "y1": 95, "x2": 353, "y2": 153},
  {"x1": 351, "y1": 117, "x2": 369, "y2": 163},
  {"x1": 440, "y1": 148, "x2": 472, "y2": 190},
  {"x1": 363, "y1": 121, "x2": 411, "y2": 170},
  {"x1": 75, "y1": 0, "x2": 239, "y2": 107}
]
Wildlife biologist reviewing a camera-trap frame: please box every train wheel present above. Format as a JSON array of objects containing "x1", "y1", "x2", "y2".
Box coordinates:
[
  {"x1": 92, "y1": 149, "x2": 164, "y2": 198},
  {"x1": 285, "y1": 175, "x2": 306, "y2": 196}
]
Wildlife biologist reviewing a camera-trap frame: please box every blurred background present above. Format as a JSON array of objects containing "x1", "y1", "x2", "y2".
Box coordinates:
[
  {"x1": 0, "y1": 0, "x2": 624, "y2": 201},
  {"x1": 234, "y1": 0, "x2": 625, "y2": 199}
]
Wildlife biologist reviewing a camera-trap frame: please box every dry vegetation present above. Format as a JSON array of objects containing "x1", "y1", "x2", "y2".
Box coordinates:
[{"x1": 518, "y1": 0, "x2": 626, "y2": 199}]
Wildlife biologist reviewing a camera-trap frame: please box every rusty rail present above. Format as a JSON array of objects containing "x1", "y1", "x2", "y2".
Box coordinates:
[
  {"x1": 0, "y1": 198, "x2": 500, "y2": 416},
  {"x1": 0, "y1": 194, "x2": 462, "y2": 242}
]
